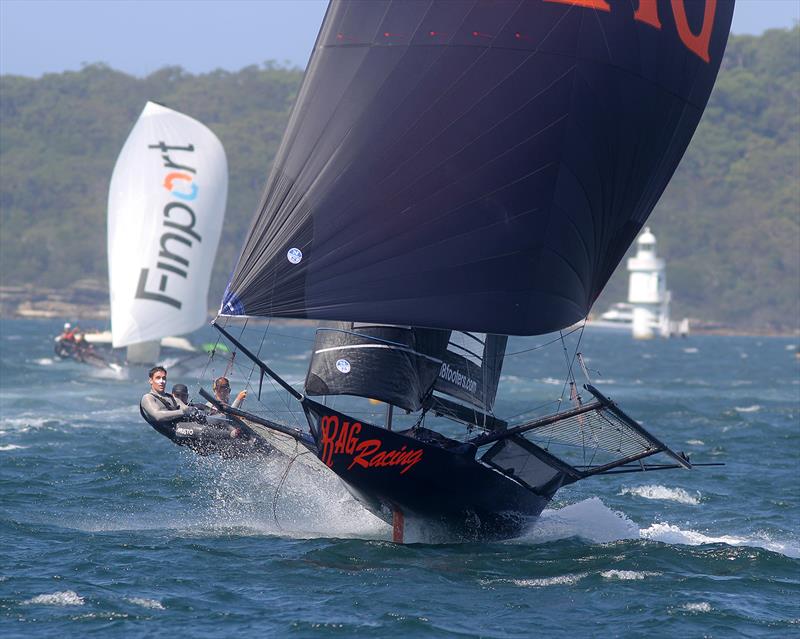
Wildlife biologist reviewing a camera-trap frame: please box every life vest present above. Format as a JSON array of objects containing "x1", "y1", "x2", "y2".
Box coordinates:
[
  {"x1": 139, "y1": 392, "x2": 182, "y2": 439},
  {"x1": 142, "y1": 392, "x2": 256, "y2": 459}
]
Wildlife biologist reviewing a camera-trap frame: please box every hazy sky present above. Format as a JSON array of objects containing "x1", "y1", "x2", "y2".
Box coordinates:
[{"x1": 1, "y1": 0, "x2": 798, "y2": 77}]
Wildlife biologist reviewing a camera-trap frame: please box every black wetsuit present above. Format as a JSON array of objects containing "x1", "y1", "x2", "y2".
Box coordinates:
[{"x1": 140, "y1": 391, "x2": 250, "y2": 455}]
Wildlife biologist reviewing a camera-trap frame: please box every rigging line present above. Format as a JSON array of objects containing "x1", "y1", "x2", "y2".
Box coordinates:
[
  {"x1": 556, "y1": 320, "x2": 587, "y2": 411},
  {"x1": 504, "y1": 325, "x2": 582, "y2": 358},
  {"x1": 245, "y1": 330, "x2": 314, "y2": 344},
  {"x1": 541, "y1": 320, "x2": 586, "y2": 458},
  {"x1": 548, "y1": 329, "x2": 576, "y2": 448},
  {"x1": 577, "y1": 351, "x2": 593, "y2": 383},
  {"x1": 197, "y1": 315, "x2": 230, "y2": 397},
  {"x1": 503, "y1": 397, "x2": 563, "y2": 423},
  {"x1": 568, "y1": 322, "x2": 588, "y2": 464},
  {"x1": 215, "y1": 317, "x2": 245, "y2": 381},
  {"x1": 272, "y1": 438, "x2": 301, "y2": 533},
  {"x1": 255, "y1": 320, "x2": 274, "y2": 357},
  {"x1": 261, "y1": 371, "x2": 307, "y2": 432},
  {"x1": 250, "y1": 317, "x2": 274, "y2": 394}
]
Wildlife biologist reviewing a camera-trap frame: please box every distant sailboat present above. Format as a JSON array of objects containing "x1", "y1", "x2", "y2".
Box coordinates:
[{"x1": 106, "y1": 102, "x2": 228, "y2": 364}]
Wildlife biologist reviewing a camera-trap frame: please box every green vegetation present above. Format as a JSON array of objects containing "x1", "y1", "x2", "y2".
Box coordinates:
[
  {"x1": 1, "y1": 29, "x2": 798, "y2": 332},
  {"x1": 596, "y1": 27, "x2": 799, "y2": 332}
]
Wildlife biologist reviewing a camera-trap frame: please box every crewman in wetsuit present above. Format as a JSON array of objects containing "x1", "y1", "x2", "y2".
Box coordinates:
[
  {"x1": 140, "y1": 366, "x2": 245, "y2": 454},
  {"x1": 140, "y1": 366, "x2": 195, "y2": 439}
]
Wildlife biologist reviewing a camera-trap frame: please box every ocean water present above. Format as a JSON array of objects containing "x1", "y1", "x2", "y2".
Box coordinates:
[{"x1": 1, "y1": 318, "x2": 798, "y2": 638}]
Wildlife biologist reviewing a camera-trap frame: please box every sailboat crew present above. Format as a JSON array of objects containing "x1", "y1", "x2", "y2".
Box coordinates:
[
  {"x1": 60, "y1": 322, "x2": 77, "y2": 341},
  {"x1": 206, "y1": 376, "x2": 247, "y2": 413},
  {"x1": 140, "y1": 366, "x2": 245, "y2": 453},
  {"x1": 140, "y1": 366, "x2": 195, "y2": 434}
]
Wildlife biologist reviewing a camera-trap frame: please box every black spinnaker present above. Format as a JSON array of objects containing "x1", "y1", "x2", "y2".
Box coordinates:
[{"x1": 222, "y1": 0, "x2": 734, "y2": 336}]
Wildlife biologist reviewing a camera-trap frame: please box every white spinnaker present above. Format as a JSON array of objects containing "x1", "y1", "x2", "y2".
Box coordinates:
[{"x1": 108, "y1": 102, "x2": 227, "y2": 348}]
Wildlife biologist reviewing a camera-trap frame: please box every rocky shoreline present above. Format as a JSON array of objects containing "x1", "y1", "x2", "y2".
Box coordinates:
[
  {"x1": 1, "y1": 280, "x2": 110, "y2": 321},
  {"x1": 1, "y1": 282, "x2": 796, "y2": 337}
]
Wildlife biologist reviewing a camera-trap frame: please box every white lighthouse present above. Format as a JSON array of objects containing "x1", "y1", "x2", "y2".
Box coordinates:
[{"x1": 627, "y1": 228, "x2": 672, "y2": 339}]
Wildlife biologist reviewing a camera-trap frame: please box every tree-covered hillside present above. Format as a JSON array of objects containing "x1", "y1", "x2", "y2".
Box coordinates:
[
  {"x1": 1, "y1": 28, "x2": 798, "y2": 332},
  {"x1": 594, "y1": 27, "x2": 799, "y2": 332},
  {"x1": 0, "y1": 62, "x2": 300, "y2": 304}
]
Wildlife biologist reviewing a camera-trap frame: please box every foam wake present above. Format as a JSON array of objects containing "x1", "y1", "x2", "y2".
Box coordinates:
[
  {"x1": 640, "y1": 522, "x2": 800, "y2": 558},
  {"x1": 514, "y1": 497, "x2": 800, "y2": 558},
  {"x1": 619, "y1": 484, "x2": 701, "y2": 505},
  {"x1": 188, "y1": 452, "x2": 389, "y2": 540},
  {"x1": 734, "y1": 405, "x2": 761, "y2": 413},
  {"x1": 22, "y1": 591, "x2": 84, "y2": 606}
]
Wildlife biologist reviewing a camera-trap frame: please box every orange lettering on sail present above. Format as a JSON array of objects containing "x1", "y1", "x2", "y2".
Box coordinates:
[
  {"x1": 163, "y1": 172, "x2": 193, "y2": 190},
  {"x1": 671, "y1": 0, "x2": 716, "y2": 63},
  {"x1": 634, "y1": 0, "x2": 662, "y2": 29}
]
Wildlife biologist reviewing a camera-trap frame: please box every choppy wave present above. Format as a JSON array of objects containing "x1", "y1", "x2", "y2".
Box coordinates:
[
  {"x1": 0, "y1": 416, "x2": 62, "y2": 433},
  {"x1": 619, "y1": 485, "x2": 701, "y2": 505},
  {"x1": 515, "y1": 498, "x2": 800, "y2": 558},
  {"x1": 640, "y1": 523, "x2": 800, "y2": 558},
  {"x1": 88, "y1": 365, "x2": 128, "y2": 380},
  {"x1": 23, "y1": 591, "x2": 84, "y2": 606},
  {"x1": 539, "y1": 377, "x2": 564, "y2": 386},
  {"x1": 34, "y1": 357, "x2": 55, "y2": 366},
  {"x1": 126, "y1": 597, "x2": 164, "y2": 610},
  {"x1": 517, "y1": 497, "x2": 639, "y2": 544},
  {"x1": 191, "y1": 454, "x2": 389, "y2": 540},
  {"x1": 480, "y1": 574, "x2": 588, "y2": 588},
  {"x1": 681, "y1": 602, "x2": 712, "y2": 613},
  {"x1": 601, "y1": 570, "x2": 661, "y2": 580},
  {"x1": 686, "y1": 439, "x2": 705, "y2": 445},
  {"x1": 76, "y1": 453, "x2": 389, "y2": 541},
  {"x1": 0, "y1": 444, "x2": 26, "y2": 451},
  {"x1": 734, "y1": 405, "x2": 761, "y2": 413},
  {"x1": 510, "y1": 573, "x2": 588, "y2": 587}
]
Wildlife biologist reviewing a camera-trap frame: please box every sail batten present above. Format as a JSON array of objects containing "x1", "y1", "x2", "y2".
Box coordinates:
[{"x1": 221, "y1": 0, "x2": 733, "y2": 336}]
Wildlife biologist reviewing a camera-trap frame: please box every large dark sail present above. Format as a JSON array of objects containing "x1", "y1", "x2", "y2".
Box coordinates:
[{"x1": 221, "y1": 0, "x2": 733, "y2": 335}]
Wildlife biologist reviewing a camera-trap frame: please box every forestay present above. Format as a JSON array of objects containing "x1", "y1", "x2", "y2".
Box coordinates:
[{"x1": 108, "y1": 102, "x2": 227, "y2": 348}]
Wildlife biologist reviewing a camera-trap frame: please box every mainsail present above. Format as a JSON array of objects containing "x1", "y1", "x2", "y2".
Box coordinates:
[
  {"x1": 305, "y1": 323, "x2": 449, "y2": 412},
  {"x1": 108, "y1": 102, "x2": 228, "y2": 350},
  {"x1": 221, "y1": 0, "x2": 734, "y2": 336},
  {"x1": 304, "y1": 324, "x2": 507, "y2": 414}
]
